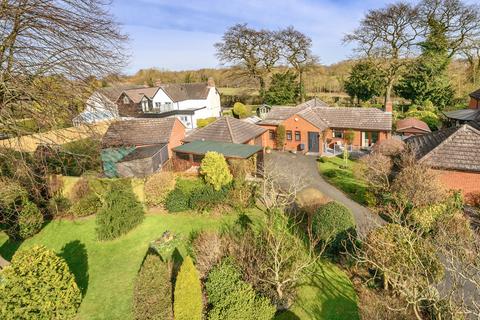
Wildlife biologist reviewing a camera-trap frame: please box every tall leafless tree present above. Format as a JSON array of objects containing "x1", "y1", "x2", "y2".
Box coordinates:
[
  {"x1": 277, "y1": 26, "x2": 318, "y2": 102},
  {"x1": 215, "y1": 24, "x2": 280, "y2": 97},
  {"x1": 344, "y1": 2, "x2": 421, "y2": 107},
  {"x1": 0, "y1": 0, "x2": 127, "y2": 190}
]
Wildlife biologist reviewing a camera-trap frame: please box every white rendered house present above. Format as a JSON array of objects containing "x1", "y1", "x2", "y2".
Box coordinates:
[{"x1": 116, "y1": 78, "x2": 222, "y2": 129}]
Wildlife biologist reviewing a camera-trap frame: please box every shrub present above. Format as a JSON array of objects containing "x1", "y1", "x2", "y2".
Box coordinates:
[
  {"x1": 165, "y1": 189, "x2": 190, "y2": 212},
  {"x1": 133, "y1": 254, "x2": 173, "y2": 320},
  {"x1": 200, "y1": 152, "x2": 233, "y2": 191},
  {"x1": 191, "y1": 231, "x2": 224, "y2": 279},
  {"x1": 0, "y1": 245, "x2": 81, "y2": 319},
  {"x1": 232, "y1": 102, "x2": 251, "y2": 118},
  {"x1": 95, "y1": 181, "x2": 144, "y2": 240},
  {"x1": 70, "y1": 177, "x2": 91, "y2": 202},
  {"x1": 227, "y1": 181, "x2": 254, "y2": 209},
  {"x1": 409, "y1": 202, "x2": 449, "y2": 232},
  {"x1": 17, "y1": 201, "x2": 43, "y2": 239},
  {"x1": 228, "y1": 157, "x2": 256, "y2": 181},
  {"x1": 144, "y1": 171, "x2": 176, "y2": 207},
  {"x1": 189, "y1": 184, "x2": 229, "y2": 212},
  {"x1": 48, "y1": 195, "x2": 71, "y2": 217},
  {"x1": 296, "y1": 187, "x2": 330, "y2": 216},
  {"x1": 312, "y1": 201, "x2": 356, "y2": 253},
  {"x1": 276, "y1": 124, "x2": 286, "y2": 150},
  {"x1": 69, "y1": 192, "x2": 102, "y2": 217},
  {"x1": 371, "y1": 139, "x2": 406, "y2": 157},
  {"x1": 173, "y1": 256, "x2": 203, "y2": 320},
  {"x1": 205, "y1": 259, "x2": 276, "y2": 320},
  {"x1": 196, "y1": 117, "x2": 216, "y2": 128}
]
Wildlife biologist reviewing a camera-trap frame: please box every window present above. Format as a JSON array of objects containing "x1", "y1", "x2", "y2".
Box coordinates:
[
  {"x1": 269, "y1": 130, "x2": 276, "y2": 140},
  {"x1": 333, "y1": 130, "x2": 343, "y2": 138},
  {"x1": 295, "y1": 131, "x2": 301, "y2": 141},
  {"x1": 142, "y1": 100, "x2": 149, "y2": 111},
  {"x1": 371, "y1": 131, "x2": 379, "y2": 144},
  {"x1": 286, "y1": 130, "x2": 292, "y2": 140},
  {"x1": 123, "y1": 96, "x2": 129, "y2": 104},
  {"x1": 155, "y1": 102, "x2": 161, "y2": 108}
]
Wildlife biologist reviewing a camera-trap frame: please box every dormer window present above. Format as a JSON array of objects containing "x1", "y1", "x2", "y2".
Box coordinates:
[{"x1": 123, "y1": 95, "x2": 129, "y2": 104}]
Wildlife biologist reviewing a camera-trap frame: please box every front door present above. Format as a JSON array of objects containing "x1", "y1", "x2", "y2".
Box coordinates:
[{"x1": 308, "y1": 132, "x2": 319, "y2": 153}]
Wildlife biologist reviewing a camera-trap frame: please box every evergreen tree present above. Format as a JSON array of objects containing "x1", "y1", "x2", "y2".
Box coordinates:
[
  {"x1": 395, "y1": 18, "x2": 455, "y2": 109},
  {"x1": 173, "y1": 256, "x2": 203, "y2": 320},
  {"x1": 264, "y1": 71, "x2": 300, "y2": 105},
  {"x1": 344, "y1": 60, "x2": 385, "y2": 105}
]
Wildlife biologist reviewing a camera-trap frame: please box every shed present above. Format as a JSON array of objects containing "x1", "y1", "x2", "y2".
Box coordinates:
[
  {"x1": 173, "y1": 140, "x2": 264, "y2": 171},
  {"x1": 396, "y1": 117, "x2": 431, "y2": 136}
]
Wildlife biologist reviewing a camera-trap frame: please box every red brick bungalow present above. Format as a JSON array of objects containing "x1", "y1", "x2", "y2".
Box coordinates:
[
  {"x1": 258, "y1": 98, "x2": 392, "y2": 153},
  {"x1": 406, "y1": 121, "x2": 480, "y2": 203}
]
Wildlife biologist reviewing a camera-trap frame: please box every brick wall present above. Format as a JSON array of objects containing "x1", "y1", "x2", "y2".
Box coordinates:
[
  {"x1": 469, "y1": 97, "x2": 479, "y2": 109},
  {"x1": 167, "y1": 119, "x2": 186, "y2": 157},
  {"x1": 434, "y1": 169, "x2": 480, "y2": 204}
]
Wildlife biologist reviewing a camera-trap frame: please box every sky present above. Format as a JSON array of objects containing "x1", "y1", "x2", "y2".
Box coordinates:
[{"x1": 108, "y1": 0, "x2": 431, "y2": 74}]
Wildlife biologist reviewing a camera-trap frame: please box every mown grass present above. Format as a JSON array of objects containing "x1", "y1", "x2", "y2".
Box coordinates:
[
  {"x1": 317, "y1": 156, "x2": 368, "y2": 205},
  {"x1": 0, "y1": 209, "x2": 358, "y2": 320}
]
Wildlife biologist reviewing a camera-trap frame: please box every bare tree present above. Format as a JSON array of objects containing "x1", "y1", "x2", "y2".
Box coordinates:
[
  {"x1": 0, "y1": 1, "x2": 127, "y2": 214},
  {"x1": 344, "y1": 2, "x2": 421, "y2": 106},
  {"x1": 215, "y1": 24, "x2": 280, "y2": 97},
  {"x1": 419, "y1": 0, "x2": 480, "y2": 58},
  {"x1": 277, "y1": 26, "x2": 318, "y2": 102},
  {"x1": 460, "y1": 38, "x2": 480, "y2": 85}
]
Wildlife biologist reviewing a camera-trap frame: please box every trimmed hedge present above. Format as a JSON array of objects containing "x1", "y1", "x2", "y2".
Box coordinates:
[
  {"x1": 95, "y1": 181, "x2": 144, "y2": 241},
  {"x1": 133, "y1": 253, "x2": 173, "y2": 320},
  {"x1": 173, "y1": 256, "x2": 203, "y2": 320},
  {"x1": 17, "y1": 201, "x2": 43, "y2": 239},
  {"x1": 205, "y1": 259, "x2": 276, "y2": 320},
  {"x1": 0, "y1": 245, "x2": 81, "y2": 319},
  {"x1": 144, "y1": 171, "x2": 176, "y2": 207},
  {"x1": 69, "y1": 192, "x2": 102, "y2": 217},
  {"x1": 312, "y1": 201, "x2": 356, "y2": 253}
]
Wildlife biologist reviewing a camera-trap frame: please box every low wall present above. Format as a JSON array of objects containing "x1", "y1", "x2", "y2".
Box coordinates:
[{"x1": 434, "y1": 169, "x2": 480, "y2": 204}]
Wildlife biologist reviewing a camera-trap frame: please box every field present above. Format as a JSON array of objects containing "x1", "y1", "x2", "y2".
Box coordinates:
[{"x1": 0, "y1": 209, "x2": 358, "y2": 320}]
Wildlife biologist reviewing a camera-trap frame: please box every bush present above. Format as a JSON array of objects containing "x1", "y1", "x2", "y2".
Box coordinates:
[
  {"x1": 173, "y1": 256, "x2": 203, "y2": 320},
  {"x1": 205, "y1": 259, "x2": 276, "y2": 320},
  {"x1": 17, "y1": 201, "x2": 43, "y2": 239},
  {"x1": 312, "y1": 201, "x2": 356, "y2": 253},
  {"x1": 191, "y1": 231, "x2": 224, "y2": 279},
  {"x1": 196, "y1": 117, "x2": 217, "y2": 128},
  {"x1": 70, "y1": 177, "x2": 91, "y2": 202},
  {"x1": 69, "y1": 192, "x2": 102, "y2": 217},
  {"x1": 144, "y1": 171, "x2": 176, "y2": 207},
  {"x1": 276, "y1": 124, "x2": 286, "y2": 150},
  {"x1": 200, "y1": 151, "x2": 233, "y2": 191},
  {"x1": 165, "y1": 189, "x2": 190, "y2": 212},
  {"x1": 409, "y1": 202, "x2": 449, "y2": 232},
  {"x1": 232, "y1": 102, "x2": 251, "y2": 119},
  {"x1": 48, "y1": 195, "x2": 71, "y2": 217},
  {"x1": 296, "y1": 187, "x2": 330, "y2": 216},
  {"x1": 227, "y1": 181, "x2": 254, "y2": 209},
  {"x1": 133, "y1": 253, "x2": 173, "y2": 320},
  {"x1": 0, "y1": 245, "x2": 81, "y2": 319},
  {"x1": 228, "y1": 157, "x2": 256, "y2": 181},
  {"x1": 95, "y1": 181, "x2": 144, "y2": 240},
  {"x1": 189, "y1": 184, "x2": 229, "y2": 212}
]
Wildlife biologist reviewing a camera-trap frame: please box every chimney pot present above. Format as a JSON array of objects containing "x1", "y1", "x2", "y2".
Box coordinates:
[{"x1": 207, "y1": 77, "x2": 215, "y2": 87}]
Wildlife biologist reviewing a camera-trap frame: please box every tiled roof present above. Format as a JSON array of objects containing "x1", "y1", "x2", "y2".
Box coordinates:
[
  {"x1": 184, "y1": 117, "x2": 266, "y2": 144},
  {"x1": 161, "y1": 83, "x2": 210, "y2": 102},
  {"x1": 97, "y1": 85, "x2": 146, "y2": 103},
  {"x1": 312, "y1": 107, "x2": 392, "y2": 131},
  {"x1": 122, "y1": 87, "x2": 160, "y2": 103},
  {"x1": 118, "y1": 144, "x2": 166, "y2": 162},
  {"x1": 396, "y1": 117, "x2": 431, "y2": 133},
  {"x1": 102, "y1": 118, "x2": 177, "y2": 148},
  {"x1": 469, "y1": 88, "x2": 480, "y2": 100},
  {"x1": 406, "y1": 124, "x2": 480, "y2": 172},
  {"x1": 443, "y1": 109, "x2": 480, "y2": 121},
  {"x1": 259, "y1": 98, "x2": 392, "y2": 131}
]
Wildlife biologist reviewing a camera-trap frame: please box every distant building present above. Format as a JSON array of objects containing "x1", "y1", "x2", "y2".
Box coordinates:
[
  {"x1": 395, "y1": 117, "x2": 431, "y2": 137},
  {"x1": 73, "y1": 85, "x2": 144, "y2": 126},
  {"x1": 443, "y1": 88, "x2": 480, "y2": 125},
  {"x1": 116, "y1": 78, "x2": 221, "y2": 129}
]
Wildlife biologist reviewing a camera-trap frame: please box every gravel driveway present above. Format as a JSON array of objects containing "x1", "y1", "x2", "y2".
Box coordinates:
[{"x1": 265, "y1": 151, "x2": 384, "y2": 236}]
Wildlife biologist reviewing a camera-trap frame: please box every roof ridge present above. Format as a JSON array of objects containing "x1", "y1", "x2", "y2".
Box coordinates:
[
  {"x1": 225, "y1": 116, "x2": 236, "y2": 143},
  {"x1": 419, "y1": 126, "x2": 463, "y2": 162}
]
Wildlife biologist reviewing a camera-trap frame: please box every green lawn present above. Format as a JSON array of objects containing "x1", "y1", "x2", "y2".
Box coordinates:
[
  {"x1": 317, "y1": 156, "x2": 368, "y2": 205},
  {"x1": 0, "y1": 210, "x2": 358, "y2": 320}
]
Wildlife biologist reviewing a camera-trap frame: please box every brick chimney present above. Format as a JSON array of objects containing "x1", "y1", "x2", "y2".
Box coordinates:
[
  {"x1": 154, "y1": 79, "x2": 162, "y2": 86},
  {"x1": 207, "y1": 77, "x2": 215, "y2": 87},
  {"x1": 385, "y1": 100, "x2": 393, "y2": 113}
]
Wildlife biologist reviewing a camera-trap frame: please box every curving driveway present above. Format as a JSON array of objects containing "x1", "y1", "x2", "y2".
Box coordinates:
[{"x1": 265, "y1": 151, "x2": 384, "y2": 237}]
